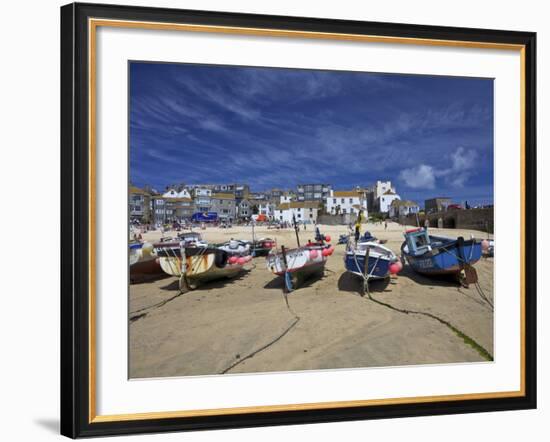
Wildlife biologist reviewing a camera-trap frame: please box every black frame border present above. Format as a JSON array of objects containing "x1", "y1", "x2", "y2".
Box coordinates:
[{"x1": 60, "y1": 2, "x2": 537, "y2": 438}]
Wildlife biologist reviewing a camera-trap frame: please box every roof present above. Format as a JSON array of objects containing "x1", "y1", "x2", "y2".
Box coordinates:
[
  {"x1": 129, "y1": 186, "x2": 149, "y2": 195},
  {"x1": 211, "y1": 193, "x2": 235, "y2": 200},
  {"x1": 333, "y1": 191, "x2": 360, "y2": 198}
]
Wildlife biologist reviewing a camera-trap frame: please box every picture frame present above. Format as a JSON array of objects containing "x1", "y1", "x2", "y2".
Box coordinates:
[{"x1": 60, "y1": 2, "x2": 537, "y2": 438}]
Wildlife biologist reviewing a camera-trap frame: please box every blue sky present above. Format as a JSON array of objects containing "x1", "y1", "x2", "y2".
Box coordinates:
[{"x1": 130, "y1": 62, "x2": 494, "y2": 206}]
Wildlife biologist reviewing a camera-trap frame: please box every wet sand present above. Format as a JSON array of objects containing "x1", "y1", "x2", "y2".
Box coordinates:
[{"x1": 129, "y1": 222, "x2": 494, "y2": 378}]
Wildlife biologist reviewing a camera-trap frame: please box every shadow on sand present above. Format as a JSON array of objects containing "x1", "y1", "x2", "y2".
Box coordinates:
[
  {"x1": 337, "y1": 272, "x2": 391, "y2": 295},
  {"x1": 263, "y1": 270, "x2": 325, "y2": 291},
  {"x1": 159, "y1": 267, "x2": 254, "y2": 292},
  {"x1": 398, "y1": 263, "x2": 461, "y2": 288}
]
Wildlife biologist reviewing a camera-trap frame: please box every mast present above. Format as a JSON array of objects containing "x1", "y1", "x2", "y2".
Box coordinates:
[{"x1": 292, "y1": 212, "x2": 301, "y2": 247}]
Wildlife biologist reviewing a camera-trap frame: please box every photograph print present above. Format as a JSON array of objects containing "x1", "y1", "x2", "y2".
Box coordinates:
[{"x1": 128, "y1": 61, "x2": 494, "y2": 379}]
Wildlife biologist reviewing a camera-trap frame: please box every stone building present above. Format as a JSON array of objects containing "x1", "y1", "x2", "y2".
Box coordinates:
[
  {"x1": 296, "y1": 183, "x2": 332, "y2": 202},
  {"x1": 210, "y1": 193, "x2": 236, "y2": 223},
  {"x1": 425, "y1": 197, "x2": 452, "y2": 214},
  {"x1": 129, "y1": 185, "x2": 152, "y2": 223}
]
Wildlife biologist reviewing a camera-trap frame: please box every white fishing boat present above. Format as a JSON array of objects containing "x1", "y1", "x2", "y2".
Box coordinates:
[
  {"x1": 266, "y1": 222, "x2": 334, "y2": 291},
  {"x1": 218, "y1": 239, "x2": 251, "y2": 256},
  {"x1": 155, "y1": 242, "x2": 252, "y2": 292}
]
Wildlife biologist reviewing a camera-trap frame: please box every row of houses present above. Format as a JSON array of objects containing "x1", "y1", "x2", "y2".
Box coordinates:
[{"x1": 129, "y1": 180, "x2": 425, "y2": 225}]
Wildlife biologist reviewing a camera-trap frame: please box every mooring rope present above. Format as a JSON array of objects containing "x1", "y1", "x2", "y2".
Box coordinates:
[
  {"x1": 350, "y1": 261, "x2": 493, "y2": 361},
  {"x1": 219, "y1": 288, "x2": 300, "y2": 374}
]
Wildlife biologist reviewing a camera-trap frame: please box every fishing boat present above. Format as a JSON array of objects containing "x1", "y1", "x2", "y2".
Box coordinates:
[
  {"x1": 247, "y1": 220, "x2": 275, "y2": 256},
  {"x1": 344, "y1": 239, "x2": 400, "y2": 281},
  {"x1": 218, "y1": 239, "x2": 251, "y2": 256},
  {"x1": 154, "y1": 241, "x2": 251, "y2": 292},
  {"x1": 129, "y1": 241, "x2": 163, "y2": 283},
  {"x1": 266, "y1": 218, "x2": 334, "y2": 291},
  {"x1": 129, "y1": 241, "x2": 155, "y2": 266},
  {"x1": 344, "y1": 211, "x2": 401, "y2": 291},
  {"x1": 401, "y1": 227, "x2": 482, "y2": 283},
  {"x1": 152, "y1": 231, "x2": 207, "y2": 257},
  {"x1": 250, "y1": 238, "x2": 276, "y2": 256}
]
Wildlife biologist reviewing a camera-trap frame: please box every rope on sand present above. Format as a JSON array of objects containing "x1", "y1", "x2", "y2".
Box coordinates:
[
  {"x1": 219, "y1": 287, "x2": 300, "y2": 374},
  {"x1": 365, "y1": 291, "x2": 493, "y2": 361}
]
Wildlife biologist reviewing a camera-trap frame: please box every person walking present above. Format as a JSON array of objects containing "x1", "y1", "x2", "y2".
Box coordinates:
[{"x1": 354, "y1": 210, "x2": 364, "y2": 242}]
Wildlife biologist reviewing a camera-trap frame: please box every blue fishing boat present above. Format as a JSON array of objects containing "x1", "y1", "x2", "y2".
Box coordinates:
[
  {"x1": 401, "y1": 227, "x2": 482, "y2": 277},
  {"x1": 344, "y1": 239, "x2": 399, "y2": 280}
]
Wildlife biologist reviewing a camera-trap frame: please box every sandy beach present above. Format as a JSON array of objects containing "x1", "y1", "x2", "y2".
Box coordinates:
[{"x1": 129, "y1": 221, "x2": 494, "y2": 378}]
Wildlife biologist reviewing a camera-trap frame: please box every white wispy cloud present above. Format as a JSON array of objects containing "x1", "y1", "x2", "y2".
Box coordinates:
[
  {"x1": 399, "y1": 164, "x2": 436, "y2": 189},
  {"x1": 399, "y1": 147, "x2": 479, "y2": 190}
]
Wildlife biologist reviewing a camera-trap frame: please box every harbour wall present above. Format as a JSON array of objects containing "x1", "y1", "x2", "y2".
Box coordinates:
[{"x1": 401, "y1": 208, "x2": 494, "y2": 234}]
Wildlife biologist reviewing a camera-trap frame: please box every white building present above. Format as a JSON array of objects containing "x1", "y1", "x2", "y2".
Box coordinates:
[
  {"x1": 275, "y1": 202, "x2": 320, "y2": 224},
  {"x1": 370, "y1": 181, "x2": 400, "y2": 213},
  {"x1": 258, "y1": 201, "x2": 275, "y2": 219},
  {"x1": 373, "y1": 181, "x2": 394, "y2": 198},
  {"x1": 379, "y1": 189, "x2": 401, "y2": 213},
  {"x1": 325, "y1": 190, "x2": 368, "y2": 216}
]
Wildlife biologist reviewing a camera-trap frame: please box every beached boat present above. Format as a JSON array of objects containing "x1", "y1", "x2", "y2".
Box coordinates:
[
  {"x1": 129, "y1": 241, "x2": 164, "y2": 283},
  {"x1": 401, "y1": 227, "x2": 482, "y2": 281},
  {"x1": 155, "y1": 240, "x2": 251, "y2": 292},
  {"x1": 152, "y1": 231, "x2": 208, "y2": 257},
  {"x1": 129, "y1": 241, "x2": 155, "y2": 266},
  {"x1": 344, "y1": 239, "x2": 399, "y2": 281},
  {"x1": 218, "y1": 239, "x2": 251, "y2": 256},
  {"x1": 266, "y1": 227, "x2": 334, "y2": 291},
  {"x1": 250, "y1": 238, "x2": 276, "y2": 256}
]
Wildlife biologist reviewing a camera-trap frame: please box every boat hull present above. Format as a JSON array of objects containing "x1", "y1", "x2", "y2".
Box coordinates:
[
  {"x1": 344, "y1": 254, "x2": 392, "y2": 279},
  {"x1": 158, "y1": 247, "x2": 246, "y2": 285},
  {"x1": 266, "y1": 246, "x2": 328, "y2": 276},
  {"x1": 403, "y1": 238, "x2": 482, "y2": 275},
  {"x1": 129, "y1": 242, "x2": 164, "y2": 282},
  {"x1": 251, "y1": 246, "x2": 272, "y2": 257}
]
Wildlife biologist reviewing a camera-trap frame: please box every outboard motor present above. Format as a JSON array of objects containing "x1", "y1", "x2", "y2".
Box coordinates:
[{"x1": 315, "y1": 227, "x2": 327, "y2": 242}]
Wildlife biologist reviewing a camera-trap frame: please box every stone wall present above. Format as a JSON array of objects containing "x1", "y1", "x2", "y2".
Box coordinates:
[
  {"x1": 317, "y1": 214, "x2": 351, "y2": 225},
  {"x1": 402, "y1": 208, "x2": 494, "y2": 233}
]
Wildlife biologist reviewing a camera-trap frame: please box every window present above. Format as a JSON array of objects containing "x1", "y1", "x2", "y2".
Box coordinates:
[
  {"x1": 333, "y1": 198, "x2": 336, "y2": 204},
  {"x1": 349, "y1": 198, "x2": 353, "y2": 203},
  {"x1": 341, "y1": 198, "x2": 344, "y2": 203},
  {"x1": 343, "y1": 209, "x2": 347, "y2": 214}
]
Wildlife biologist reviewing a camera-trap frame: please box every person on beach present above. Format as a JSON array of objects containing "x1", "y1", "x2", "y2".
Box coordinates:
[
  {"x1": 384, "y1": 220, "x2": 388, "y2": 230},
  {"x1": 354, "y1": 210, "x2": 364, "y2": 242}
]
